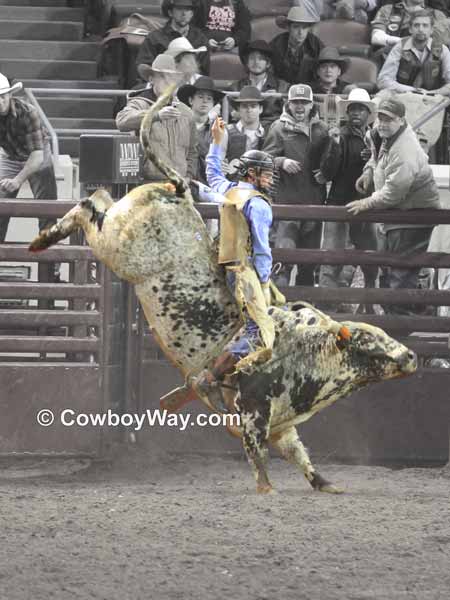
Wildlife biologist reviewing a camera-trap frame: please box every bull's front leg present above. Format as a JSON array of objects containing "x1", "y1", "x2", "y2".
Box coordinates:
[
  {"x1": 270, "y1": 427, "x2": 343, "y2": 494},
  {"x1": 236, "y1": 395, "x2": 273, "y2": 494}
]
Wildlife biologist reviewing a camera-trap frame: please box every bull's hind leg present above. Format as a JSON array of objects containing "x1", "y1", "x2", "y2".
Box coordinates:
[
  {"x1": 270, "y1": 427, "x2": 343, "y2": 494},
  {"x1": 237, "y1": 399, "x2": 273, "y2": 494}
]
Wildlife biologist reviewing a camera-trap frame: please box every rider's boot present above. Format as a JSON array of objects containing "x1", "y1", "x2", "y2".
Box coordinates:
[{"x1": 195, "y1": 351, "x2": 239, "y2": 412}]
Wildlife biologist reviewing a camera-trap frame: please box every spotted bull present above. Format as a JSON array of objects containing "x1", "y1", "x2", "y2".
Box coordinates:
[
  {"x1": 29, "y1": 87, "x2": 417, "y2": 495},
  {"x1": 231, "y1": 305, "x2": 417, "y2": 493}
]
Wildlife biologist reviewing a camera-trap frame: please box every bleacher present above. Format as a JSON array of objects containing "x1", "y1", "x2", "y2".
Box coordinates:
[
  {"x1": 0, "y1": 0, "x2": 118, "y2": 158},
  {"x1": 104, "y1": 0, "x2": 376, "y2": 87},
  {"x1": 0, "y1": 0, "x2": 440, "y2": 162}
]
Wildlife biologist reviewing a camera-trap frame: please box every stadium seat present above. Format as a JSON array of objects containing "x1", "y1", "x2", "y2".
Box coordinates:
[
  {"x1": 312, "y1": 19, "x2": 370, "y2": 46},
  {"x1": 246, "y1": 0, "x2": 291, "y2": 18},
  {"x1": 251, "y1": 16, "x2": 285, "y2": 42},
  {"x1": 342, "y1": 56, "x2": 379, "y2": 91},
  {"x1": 209, "y1": 52, "x2": 246, "y2": 82},
  {"x1": 111, "y1": 5, "x2": 162, "y2": 26}
]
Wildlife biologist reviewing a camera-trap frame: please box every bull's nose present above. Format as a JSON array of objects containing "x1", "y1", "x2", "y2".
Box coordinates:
[{"x1": 401, "y1": 350, "x2": 417, "y2": 372}]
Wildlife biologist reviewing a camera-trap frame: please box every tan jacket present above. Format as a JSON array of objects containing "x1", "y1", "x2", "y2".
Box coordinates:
[
  {"x1": 365, "y1": 124, "x2": 440, "y2": 211},
  {"x1": 116, "y1": 95, "x2": 198, "y2": 181}
]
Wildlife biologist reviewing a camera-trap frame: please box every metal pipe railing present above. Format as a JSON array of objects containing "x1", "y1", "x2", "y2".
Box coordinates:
[
  {"x1": 23, "y1": 88, "x2": 60, "y2": 171},
  {"x1": 54, "y1": 129, "x2": 129, "y2": 136},
  {"x1": 412, "y1": 96, "x2": 450, "y2": 131},
  {"x1": 29, "y1": 88, "x2": 130, "y2": 97}
]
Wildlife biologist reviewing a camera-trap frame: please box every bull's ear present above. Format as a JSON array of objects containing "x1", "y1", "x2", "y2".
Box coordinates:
[{"x1": 89, "y1": 188, "x2": 114, "y2": 212}]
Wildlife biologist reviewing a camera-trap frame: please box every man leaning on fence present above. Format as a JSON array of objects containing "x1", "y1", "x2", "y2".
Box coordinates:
[
  {"x1": 0, "y1": 73, "x2": 57, "y2": 244},
  {"x1": 319, "y1": 88, "x2": 379, "y2": 311},
  {"x1": 347, "y1": 96, "x2": 441, "y2": 316}
]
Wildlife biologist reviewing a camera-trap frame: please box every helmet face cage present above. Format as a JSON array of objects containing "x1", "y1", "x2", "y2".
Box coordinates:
[{"x1": 238, "y1": 151, "x2": 274, "y2": 177}]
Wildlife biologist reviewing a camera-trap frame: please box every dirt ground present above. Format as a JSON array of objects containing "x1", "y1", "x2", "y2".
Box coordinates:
[{"x1": 0, "y1": 449, "x2": 449, "y2": 600}]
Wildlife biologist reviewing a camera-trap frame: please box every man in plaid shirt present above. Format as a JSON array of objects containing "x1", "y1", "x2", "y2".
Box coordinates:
[{"x1": 0, "y1": 73, "x2": 57, "y2": 242}]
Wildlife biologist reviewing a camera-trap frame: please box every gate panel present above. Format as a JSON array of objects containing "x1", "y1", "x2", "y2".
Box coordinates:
[
  {"x1": 0, "y1": 364, "x2": 101, "y2": 455},
  {"x1": 0, "y1": 200, "x2": 127, "y2": 456}
]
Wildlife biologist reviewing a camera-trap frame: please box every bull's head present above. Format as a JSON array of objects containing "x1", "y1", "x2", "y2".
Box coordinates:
[
  {"x1": 29, "y1": 189, "x2": 114, "y2": 252},
  {"x1": 342, "y1": 322, "x2": 417, "y2": 381}
]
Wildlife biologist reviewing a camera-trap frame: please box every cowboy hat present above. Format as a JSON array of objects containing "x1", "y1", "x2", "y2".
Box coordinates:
[
  {"x1": 315, "y1": 47, "x2": 350, "y2": 74},
  {"x1": 339, "y1": 88, "x2": 376, "y2": 122},
  {"x1": 165, "y1": 36, "x2": 207, "y2": 58},
  {"x1": 177, "y1": 76, "x2": 224, "y2": 105},
  {"x1": 0, "y1": 73, "x2": 23, "y2": 96},
  {"x1": 161, "y1": 0, "x2": 195, "y2": 19},
  {"x1": 232, "y1": 85, "x2": 265, "y2": 105},
  {"x1": 239, "y1": 39, "x2": 273, "y2": 65},
  {"x1": 276, "y1": 3, "x2": 320, "y2": 29},
  {"x1": 137, "y1": 54, "x2": 180, "y2": 81}
]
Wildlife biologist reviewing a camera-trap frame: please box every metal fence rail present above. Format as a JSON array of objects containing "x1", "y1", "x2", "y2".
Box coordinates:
[{"x1": 1, "y1": 200, "x2": 450, "y2": 361}]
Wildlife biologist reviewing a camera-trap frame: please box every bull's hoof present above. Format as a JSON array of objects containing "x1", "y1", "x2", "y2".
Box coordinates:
[
  {"x1": 317, "y1": 483, "x2": 344, "y2": 494},
  {"x1": 256, "y1": 483, "x2": 275, "y2": 494},
  {"x1": 309, "y1": 472, "x2": 344, "y2": 494}
]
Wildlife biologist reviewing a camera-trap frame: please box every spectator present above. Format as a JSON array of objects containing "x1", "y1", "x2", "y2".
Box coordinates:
[
  {"x1": 177, "y1": 76, "x2": 224, "y2": 184},
  {"x1": 319, "y1": 89, "x2": 379, "y2": 307},
  {"x1": 371, "y1": 0, "x2": 450, "y2": 51},
  {"x1": 193, "y1": 0, "x2": 251, "y2": 53},
  {"x1": 263, "y1": 84, "x2": 334, "y2": 287},
  {"x1": 270, "y1": 5, "x2": 324, "y2": 85},
  {"x1": 231, "y1": 40, "x2": 289, "y2": 131},
  {"x1": 377, "y1": 9, "x2": 450, "y2": 96},
  {"x1": 165, "y1": 37, "x2": 207, "y2": 84},
  {"x1": 116, "y1": 54, "x2": 198, "y2": 182},
  {"x1": 136, "y1": 0, "x2": 210, "y2": 80},
  {"x1": 347, "y1": 96, "x2": 441, "y2": 315},
  {"x1": 310, "y1": 47, "x2": 352, "y2": 94},
  {"x1": 0, "y1": 74, "x2": 57, "y2": 244},
  {"x1": 220, "y1": 86, "x2": 266, "y2": 172}
]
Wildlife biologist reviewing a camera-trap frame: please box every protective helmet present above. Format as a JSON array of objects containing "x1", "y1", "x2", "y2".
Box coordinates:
[{"x1": 237, "y1": 150, "x2": 274, "y2": 177}]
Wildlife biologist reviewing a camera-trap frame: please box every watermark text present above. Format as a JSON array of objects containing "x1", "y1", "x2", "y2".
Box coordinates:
[{"x1": 36, "y1": 408, "x2": 240, "y2": 431}]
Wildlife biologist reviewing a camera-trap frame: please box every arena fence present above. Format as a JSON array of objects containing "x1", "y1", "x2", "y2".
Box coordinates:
[
  {"x1": 0, "y1": 199, "x2": 449, "y2": 462},
  {"x1": 0, "y1": 199, "x2": 127, "y2": 457},
  {"x1": 198, "y1": 203, "x2": 450, "y2": 362}
]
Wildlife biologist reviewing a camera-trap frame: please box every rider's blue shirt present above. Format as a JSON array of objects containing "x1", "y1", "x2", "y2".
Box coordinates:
[{"x1": 205, "y1": 142, "x2": 273, "y2": 283}]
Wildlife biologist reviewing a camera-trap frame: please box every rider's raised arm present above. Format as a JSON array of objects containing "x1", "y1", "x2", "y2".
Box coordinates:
[{"x1": 205, "y1": 117, "x2": 234, "y2": 196}]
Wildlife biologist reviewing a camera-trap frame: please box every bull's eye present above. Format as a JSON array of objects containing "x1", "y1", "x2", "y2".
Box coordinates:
[{"x1": 80, "y1": 199, "x2": 93, "y2": 210}]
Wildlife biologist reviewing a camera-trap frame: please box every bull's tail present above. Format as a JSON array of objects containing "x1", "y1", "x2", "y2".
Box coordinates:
[
  {"x1": 29, "y1": 204, "x2": 82, "y2": 252},
  {"x1": 139, "y1": 84, "x2": 188, "y2": 197}
]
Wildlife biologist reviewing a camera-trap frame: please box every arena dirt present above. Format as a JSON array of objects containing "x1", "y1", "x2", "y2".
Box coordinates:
[{"x1": 0, "y1": 448, "x2": 449, "y2": 600}]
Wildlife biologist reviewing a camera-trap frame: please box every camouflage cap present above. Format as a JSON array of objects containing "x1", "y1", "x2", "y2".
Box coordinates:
[{"x1": 377, "y1": 97, "x2": 406, "y2": 119}]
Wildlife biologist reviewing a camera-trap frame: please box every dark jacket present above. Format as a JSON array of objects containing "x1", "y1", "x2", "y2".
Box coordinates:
[
  {"x1": 196, "y1": 119, "x2": 213, "y2": 183},
  {"x1": 270, "y1": 31, "x2": 324, "y2": 85},
  {"x1": 231, "y1": 73, "x2": 289, "y2": 130},
  {"x1": 263, "y1": 107, "x2": 332, "y2": 205},
  {"x1": 193, "y1": 0, "x2": 251, "y2": 50},
  {"x1": 397, "y1": 37, "x2": 443, "y2": 90},
  {"x1": 225, "y1": 121, "x2": 265, "y2": 162},
  {"x1": 136, "y1": 21, "x2": 210, "y2": 76},
  {"x1": 310, "y1": 78, "x2": 349, "y2": 94},
  {"x1": 321, "y1": 125, "x2": 368, "y2": 205}
]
